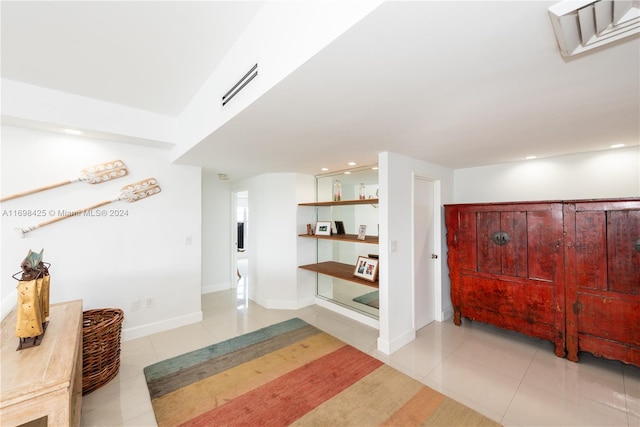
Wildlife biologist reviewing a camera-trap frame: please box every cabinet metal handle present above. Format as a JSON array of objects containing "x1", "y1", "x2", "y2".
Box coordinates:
[
  {"x1": 635, "y1": 238, "x2": 640, "y2": 253},
  {"x1": 431, "y1": 254, "x2": 438, "y2": 259},
  {"x1": 491, "y1": 231, "x2": 510, "y2": 246}
]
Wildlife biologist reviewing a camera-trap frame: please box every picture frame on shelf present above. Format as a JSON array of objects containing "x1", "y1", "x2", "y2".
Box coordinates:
[
  {"x1": 353, "y1": 256, "x2": 378, "y2": 282},
  {"x1": 315, "y1": 221, "x2": 332, "y2": 236},
  {"x1": 334, "y1": 221, "x2": 345, "y2": 235},
  {"x1": 357, "y1": 224, "x2": 367, "y2": 240}
]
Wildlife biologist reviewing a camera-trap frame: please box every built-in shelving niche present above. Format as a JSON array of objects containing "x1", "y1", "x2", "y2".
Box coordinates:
[{"x1": 298, "y1": 167, "x2": 380, "y2": 322}]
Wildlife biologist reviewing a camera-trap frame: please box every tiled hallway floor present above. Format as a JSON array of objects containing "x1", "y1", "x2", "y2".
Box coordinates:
[{"x1": 81, "y1": 289, "x2": 640, "y2": 426}]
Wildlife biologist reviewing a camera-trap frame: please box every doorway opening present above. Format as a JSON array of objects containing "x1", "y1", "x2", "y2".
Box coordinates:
[{"x1": 235, "y1": 191, "x2": 249, "y2": 306}]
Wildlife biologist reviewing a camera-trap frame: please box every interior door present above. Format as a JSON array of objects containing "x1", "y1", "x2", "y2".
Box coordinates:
[{"x1": 414, "y1": 176, "x2": 436, "y2": 329}]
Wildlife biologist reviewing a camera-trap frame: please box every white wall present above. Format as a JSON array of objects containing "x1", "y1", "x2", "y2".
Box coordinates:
[
  {"x1": 233, "y1": 173, "x2": 316, "y2": 309},
  {"x1": 378, "y1": 152, "x2": 454, "y2": 354},
  {"x1": 453, "y1": 146, "x2": 640, "y2": 203},
  {"x1": 201, "y1": 171, "x2": 232, "y2": 293},
  {"x1": 0, "y1": 125, "x2": 202, "y2": 340},
  {"x1": 296, "y1": 174, "x2": 318, "y2": 306}
]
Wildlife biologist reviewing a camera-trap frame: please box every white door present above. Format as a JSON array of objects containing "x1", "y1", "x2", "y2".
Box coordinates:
[{"x1": 414, "y1": 176, "x2": 436, "y2": 329}]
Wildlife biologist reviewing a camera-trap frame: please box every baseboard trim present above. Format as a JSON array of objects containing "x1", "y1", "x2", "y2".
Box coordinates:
[
  {"x1": 1, "y1": 290, "x2": 17, "y2": 323},
  {"x1": 377, "y1": 327, "x2": 416, "y2": 355},
  {"x1": 202, "y1": 282, "x2": 231, "y2": 294},
  {"x1": 253, "y1": 294, "x2": 309, "y2": 310},
  {"x1": 122, "y1": 311, "x2": 203, "y2": 341},
  {"x1": 441, "y1": 305, "x2": 454, "y2": 321},
  {"x1": 314, "y1": 298, "x2": 379, "y2": 329}
]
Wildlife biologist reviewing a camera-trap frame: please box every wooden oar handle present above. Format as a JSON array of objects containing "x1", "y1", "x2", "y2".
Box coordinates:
[
  {"x1": 0, "y1": 180, "x2": 73, "y2": 203},
  {"x1": 1, "y1": 160, "x2": 128, "y2": 203},
  {"x1": 20, "y1": 200, "x2": 114, "y2": 234},
  {"x1": 17, "y1": 177, "x2": 159, "y2": 234}
]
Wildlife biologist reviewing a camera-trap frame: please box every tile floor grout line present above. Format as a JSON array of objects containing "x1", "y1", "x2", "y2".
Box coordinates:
[
  {"x1": 499, "y1": 344, "x2": 539, "y2": 425},
  {"x1": 622, "y1": 365, "x2": 631, "y2": 427}
]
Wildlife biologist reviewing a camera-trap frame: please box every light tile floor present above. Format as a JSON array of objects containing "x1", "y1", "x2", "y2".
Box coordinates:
[{"x1": 81, "y1": 289, "x2": 640, "y2": 426}]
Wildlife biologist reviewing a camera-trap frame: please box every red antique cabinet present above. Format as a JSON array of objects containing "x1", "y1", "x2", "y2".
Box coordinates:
[
  {"x1": 445, "y1": 202, "x2": 566, "y2": 357},
  {"x1": 564, "y1": 199, "x2": 640, "y2": 366}
]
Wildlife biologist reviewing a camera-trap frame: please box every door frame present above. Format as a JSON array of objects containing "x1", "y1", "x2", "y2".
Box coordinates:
[
  {"x1": 231, "y1": 190, "x2": 249, "y2": 290},
  {"x1": 231, "y1": 190, "x2": 239, "y2": 289},
  {"x1": 412, "y1": 175, "x2": 443, "y2": 328}
]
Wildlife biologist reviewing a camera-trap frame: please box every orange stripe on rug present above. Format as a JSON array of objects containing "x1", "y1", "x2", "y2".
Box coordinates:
[
  {"x1": 152, "y1": 332, "x2": 345, "y2": 426},
  {"x1": 381, "y1": 384, "x2": 446, "y2": 426},
  {"x1": 180, "y1": 344, "x2": 383, "y2": 427},
  {"x1": 420, "y1": 397, "x2": 502, "y2": 427},
  {"x1": 290, "y1": 364, "x2": 426, "y2": 426}
]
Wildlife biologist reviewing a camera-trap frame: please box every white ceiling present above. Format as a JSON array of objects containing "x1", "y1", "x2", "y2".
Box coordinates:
[
  {"x1": 1, "y1": 1, "x2": 263, "y2": 116},
  {"x1": 2, "y1": 1, "x2": 639, "y2": 179}
]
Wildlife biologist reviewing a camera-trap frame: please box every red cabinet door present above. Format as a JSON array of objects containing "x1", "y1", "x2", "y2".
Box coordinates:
[
  {"x1": 608, "y1": 210, "x2": 640, "y2": 295},
  {"x1": 565, "y1": 199, "x2": 640, "y2": 366},
  {"x1": 476, "y1": 211, "x2": 528, "y2": 277}
]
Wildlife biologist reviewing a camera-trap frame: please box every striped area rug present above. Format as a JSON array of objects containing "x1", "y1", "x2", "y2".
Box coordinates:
[{"x1": 144, "y1": 318, "x2": 500, "y2": 427}]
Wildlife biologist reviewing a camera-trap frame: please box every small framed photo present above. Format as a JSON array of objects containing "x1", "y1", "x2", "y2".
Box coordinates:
[
  {"x1": 315, "y1": 221, "x2": 332, "y2": 236},
  {"x1": 334, "y1": 221, "x2": 346, "y2": 235},
  {"x1": 357, "y1": 224, "x2": 367, "y2": 240},
  {"x1": 353, "y1": 256, "x2": 379, "y2": 282}
]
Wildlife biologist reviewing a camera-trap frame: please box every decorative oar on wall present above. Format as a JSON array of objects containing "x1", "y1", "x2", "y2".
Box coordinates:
[
  {"x1": 0, "y1": 160, "x2": 128, "y2": 203},
  {"x1": 18, "y1": 178, "x2": 161, "y2": 235}
]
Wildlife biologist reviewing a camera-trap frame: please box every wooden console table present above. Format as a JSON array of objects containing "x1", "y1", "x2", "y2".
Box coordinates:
[{"x1": 1, "y1": 300, "x2": 83, "y2": 426}]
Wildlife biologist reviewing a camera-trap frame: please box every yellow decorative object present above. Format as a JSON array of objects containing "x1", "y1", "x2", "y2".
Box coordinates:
[
  {"x1": 12, "y1": 249, "x2": 51, "y2": 346},
  {"x1": 41, "y1": 275, "x2": 50, "y2": 319},
  {"x1": 15, "y1": 279, "x2": 43, "y2": 338}
]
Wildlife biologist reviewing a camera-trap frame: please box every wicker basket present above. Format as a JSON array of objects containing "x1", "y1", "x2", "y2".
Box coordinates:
[{"x1": 82, "y1": 308, "x2": 124, "y2": 395}]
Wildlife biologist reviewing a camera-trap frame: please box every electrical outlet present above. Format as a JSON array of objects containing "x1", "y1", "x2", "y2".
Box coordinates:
[
  {"x1": 131, "y1": 300, "x2": 141, "y2": 311},
  {"x1": 145, "y1": 297, "x2": 154, "y2": 309}
]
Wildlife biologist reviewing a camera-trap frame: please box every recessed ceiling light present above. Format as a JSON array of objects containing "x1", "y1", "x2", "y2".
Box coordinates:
[
  {"x1": 525, "y1": 155, "x2": 537, "y2": 160},
  {"x1": 321, "y1": 167, "x2": 329, "y2": 171},
  {"x1": 344, "y1": 171, "x2": 352, "y2": 175},
  {"x1": 347, "y1": 162, "x2": 357, "y2": 166},
  {"x1": 610, "y1": 143, "x2": 625, "y2": 149},
  {"x1": 61, "y1": 128, "x2": 84, "y2": 136}
]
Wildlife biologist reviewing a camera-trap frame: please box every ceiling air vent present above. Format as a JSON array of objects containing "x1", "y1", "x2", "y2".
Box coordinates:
[
  {"x1": 549, "y1": 0, "x2": 640, "y2": 56},
  {"x1": 222, "y1": 64, "x2": 258, "y2": 107}
]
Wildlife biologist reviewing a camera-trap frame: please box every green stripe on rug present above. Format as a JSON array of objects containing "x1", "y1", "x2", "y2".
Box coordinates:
[{"x1": 144, "y1": 317, "x2": 313, "y2": 382}]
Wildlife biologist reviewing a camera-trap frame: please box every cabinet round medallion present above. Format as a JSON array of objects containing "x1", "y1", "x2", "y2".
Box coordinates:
[{"x1": 491, "y1": 231, "x2": 510, "y2": 246}]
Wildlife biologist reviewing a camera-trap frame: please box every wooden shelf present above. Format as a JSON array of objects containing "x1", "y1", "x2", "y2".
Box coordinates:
[
  {"x1": 299, "y1": 261, "x2": 379, "y2": 288},
  {"x1": 299, "y1": 198, "x2": 378, "y2": 207},
  {"x1": 298, "y1": 233, "x2": 379, "y2": 244}
]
